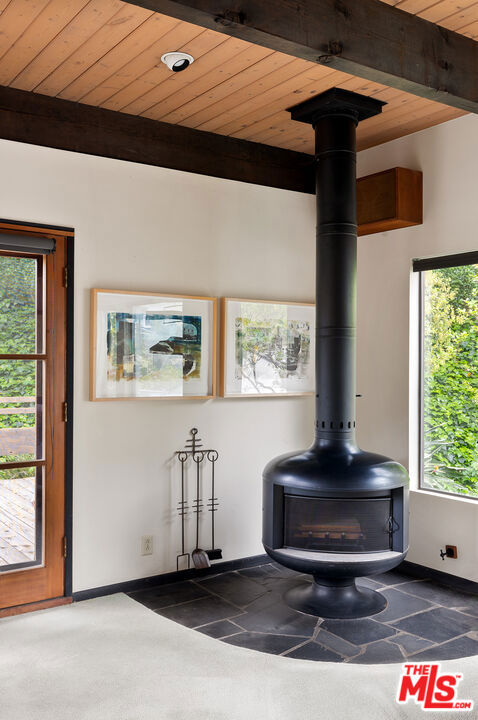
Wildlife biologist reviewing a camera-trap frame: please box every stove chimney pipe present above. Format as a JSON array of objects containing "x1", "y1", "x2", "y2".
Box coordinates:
[{"x1": 290, "y1": 89, "x2": 385, "y2": 445}]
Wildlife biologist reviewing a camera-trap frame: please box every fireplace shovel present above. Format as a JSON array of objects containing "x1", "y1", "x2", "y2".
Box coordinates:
[
  {"x1": 206, "y1": 450, "x2": 222, "y2": 561},
  {"x1": 192, "y1": 452, "x2": 210, "y2": 569}
]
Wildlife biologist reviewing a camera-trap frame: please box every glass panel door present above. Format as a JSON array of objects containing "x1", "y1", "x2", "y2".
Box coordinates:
[
  {"x1": 0, "y1": 254, "x2": 45, "y2": 573},
  {"x1": 0, "y1": 232, "x2": 67, "y2": 610}
]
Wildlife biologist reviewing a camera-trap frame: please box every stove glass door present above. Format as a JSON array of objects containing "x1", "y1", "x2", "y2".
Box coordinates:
[{"x1": 283, "y1": 496, "x2": 392, "y2": 553}]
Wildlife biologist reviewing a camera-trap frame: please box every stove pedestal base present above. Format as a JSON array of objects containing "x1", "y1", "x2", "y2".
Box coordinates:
[{"x1": 284, "y1": 576, "x2": 387, "y2": 619}]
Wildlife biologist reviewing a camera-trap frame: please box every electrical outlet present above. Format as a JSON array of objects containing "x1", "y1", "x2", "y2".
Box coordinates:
[
  {"x1": 446, "y1": 544, "x2": 458, "y2": 559},
  {"x1": 141, "y1": 535, "x2": 153, "y2": 556}
]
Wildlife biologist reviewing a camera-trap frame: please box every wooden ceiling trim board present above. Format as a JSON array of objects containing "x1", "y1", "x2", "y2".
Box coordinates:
[
  {"x1": 59, "y1": 12, "x2": 180, "y2": 101},
  {"x1": 33, "y1": 3, "x2": 154, "y2": 97},
  {"x1": 137, "y1": 40, "x2": 272, "y2": 120},
  {"x1": 0, "y1": 0, "x2": 90, "y2": 86},
  {"x1": 221, "y1": 77, "x2": 391, "y2": 140},
  {"x1": 216, "y1": 69, "x2": 350, "y2": 137},
  {"x1": 438, "y1": 3, "x2": 478, "y2": 30},
  {"x1": 255, "y1": 122, "x2": 312, "y2": 149},
  {"x1": 277, "y1": 98, "x2": 463, "y2": 153},
  {"x1": 95, "y1": 21, "x2": 217, "y2": 110},
  {"x1": 358, "y1": 106, "x2": 465, "y2": 150},
  {"x1": 178, "y1": 56, "x2": 314, "y2": 130},
  {"x1": 10, "y1": 0, "x2": 124, "y2": 92},
  {"x1": 203, "y1": 70, "x2": 388, "y2": 137},
  {"x1": 149, "y1": 49, "x2": 295, "y2": 124},
  {"x1": 393, "y1": 0, "x2": 437, "y2": 11},
  {"x1": 120, "y1": 33, "x2": 242, "y2": 115},
  {"x1": 122, "y1": 0, "x2": 478, "y2": 113},
  {"x1": 72, "y1": 13, "x2": 181, "y2": 105},
  {"x1": 356, "y1": 99, "x2": 449, "y2": 143},
  {"x1": 280, "y1": 138, "x2": 313, "y2": 154},
  {"x1": 187, "y1": 62, "x2": 336, "y2": 132},
  {"x1": 418, "y1": 0, "x2": 478, "y2": 23},
  {"x1": 334, "y1": 75, "x2": 389, "y2": 95},
  {"x1": 0, "y1": 0, "x2": 51, "y2": 61},
  {"x1": 358, "y1": 102, "x2": 465, "y2": 145},
  {"x1": 460, "y1": 20, "x2": 478, "y2": 38},
  {"x1": 101, "y1": 25, "x2": 220, "y2": 111},
  {"x1": 231, "y1": 110, "x2": 291, "y2": 141},
  {"x1": 359, "y1": 95, "x2": 443, "y2": 131},
  {"x1": 228, "y1": 85, "x2": 403, "y2": 142},
  {"x1": 252, "y1": 92, "x2": 419, "y2": 147},
  {"x1": 263, "y1": 88, "x2": 413, "y2": 148}
]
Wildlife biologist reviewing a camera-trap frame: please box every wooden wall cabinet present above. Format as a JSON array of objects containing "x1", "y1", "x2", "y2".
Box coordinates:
[{"x1": 357, "y1": 167, "x2": 423, "y2": 236}]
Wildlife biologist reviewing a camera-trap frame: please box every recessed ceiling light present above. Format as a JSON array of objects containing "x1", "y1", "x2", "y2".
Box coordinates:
[{"x1": 161, "y1": 52, "x2": 194, "y2": 72}]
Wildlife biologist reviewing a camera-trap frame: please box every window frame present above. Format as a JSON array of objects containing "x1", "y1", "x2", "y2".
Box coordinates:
[{"x1": 415, "y1": 250, "x2": 478, "y2": 501}]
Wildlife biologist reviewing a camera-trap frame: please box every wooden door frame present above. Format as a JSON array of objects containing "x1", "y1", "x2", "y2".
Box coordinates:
[{"x1": 0, "y1": 218, "x2": 74, "y2": 612}]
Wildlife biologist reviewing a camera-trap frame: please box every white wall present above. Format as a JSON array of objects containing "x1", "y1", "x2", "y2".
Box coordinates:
[
  {"x1": 2, "y1": 112, "x2": 478, "y2": 592},
  {"x1": 357, "y1": 113, "x2": 478, "y2": 582},
  {"x1": 0, "y1": 139, "x2": 316, "y2": 592}
]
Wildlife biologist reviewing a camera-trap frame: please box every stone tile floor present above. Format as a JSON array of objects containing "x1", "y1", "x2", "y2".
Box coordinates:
[{"x1": 128, "y1": 562, "x2": 478, "y2": 664}]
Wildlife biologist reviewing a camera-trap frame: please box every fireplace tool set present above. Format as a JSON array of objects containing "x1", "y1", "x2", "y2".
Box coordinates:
[{"x1": 175, "y1": 428, "x2": 221, "y2": 571}]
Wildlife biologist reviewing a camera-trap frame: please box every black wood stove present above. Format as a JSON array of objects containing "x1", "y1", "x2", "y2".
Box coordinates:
[{"x1": 262, "y1": 88, "x2": 409, "y2": 619}]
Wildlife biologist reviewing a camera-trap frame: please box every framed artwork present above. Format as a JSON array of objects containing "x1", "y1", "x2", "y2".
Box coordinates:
[
  {"x1": 90, "y1": 289, "x2": 217, "y2": 400},
  {"x1": 220, "y1": 298, "x2": 315, "y2": 397}
]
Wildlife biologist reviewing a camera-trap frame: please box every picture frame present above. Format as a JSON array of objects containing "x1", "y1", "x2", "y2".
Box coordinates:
[
  {"x1": 220, "y1": 297, "x2": 315, "y2": 398},
  {"x1": 90, "y1": 289, "x2": 217, "y2": 401}
]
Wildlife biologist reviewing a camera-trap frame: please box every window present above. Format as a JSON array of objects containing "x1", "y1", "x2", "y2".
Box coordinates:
[{"x1": 415, "y1": 252, "x2": 478, "y2": 499}]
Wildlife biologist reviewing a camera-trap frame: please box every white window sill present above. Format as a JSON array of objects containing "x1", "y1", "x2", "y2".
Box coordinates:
[{"x1": 410, "y1": 488, "x2": 478, "y2": 506}]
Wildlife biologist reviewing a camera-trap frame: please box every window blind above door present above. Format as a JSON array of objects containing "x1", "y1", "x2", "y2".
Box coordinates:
[{"x1": 0, "y1": 234, "x2": 55, "y2": 254}]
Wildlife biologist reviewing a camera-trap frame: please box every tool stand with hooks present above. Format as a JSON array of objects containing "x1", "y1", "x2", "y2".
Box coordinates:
[{"x1": 175, "y1": 428, "x2": 221, "y2": 571}]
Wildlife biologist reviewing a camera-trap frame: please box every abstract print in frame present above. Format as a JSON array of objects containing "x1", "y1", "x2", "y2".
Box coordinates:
[
  {"x1": 90, "y1": 289, "x2": 216, "y2": 400},
  {"x1": 220, "y1": 298, "x2": 315, "y2": 397}
]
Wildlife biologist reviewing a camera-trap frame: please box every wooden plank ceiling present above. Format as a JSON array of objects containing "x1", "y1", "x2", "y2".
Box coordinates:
[{"x1": 0, "y1": 0, "x2": 470, "y2": 156}]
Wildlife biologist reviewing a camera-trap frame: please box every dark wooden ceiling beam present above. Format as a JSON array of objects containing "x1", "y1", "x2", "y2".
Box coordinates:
[
  {"x1": 0, "y1": 85, "x2": 314, "y2": 194},
  {"x1": 123, "y1": 0, "x2": 478, "y2": 114}
]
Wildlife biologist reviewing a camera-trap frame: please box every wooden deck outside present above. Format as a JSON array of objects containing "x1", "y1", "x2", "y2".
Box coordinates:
[
  {"x1": 0, "y1": 395, "x2": 37, "y2": 568},
  {"x1": 0, "y1": 477, "x2": 36, "y2": 568}
]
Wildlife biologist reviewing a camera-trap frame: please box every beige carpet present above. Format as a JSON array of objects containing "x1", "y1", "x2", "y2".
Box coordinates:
[{"x1": 0, "y1": 593, "x2": 476, "y2": 720}]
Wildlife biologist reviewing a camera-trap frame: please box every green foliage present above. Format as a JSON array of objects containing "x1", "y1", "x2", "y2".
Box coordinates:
[
  {"x1": 0, "y1": 454, "x2": 35, "y2": 479},
  {"x1": 0, "y1": 255, "x2": 36, "y2": 430},
  {"x1": 423, "y1": 264, "x2": 478, "y2": 497}
]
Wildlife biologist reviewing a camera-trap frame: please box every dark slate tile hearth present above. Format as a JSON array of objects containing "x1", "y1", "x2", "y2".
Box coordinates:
[
  {"x1": 387, "y1": 632, "x2": 435, "y2": 656},
  {"x1": 320, "y1": 617, "x2": 397, "y2": 645},
  {"x1": 391, "y1": 607, "x2": 478, "y2": 644},
  {"x1": 129, "y1": 580, "x2": 208, "y2": 610},
  {"x1": 398, "y1": 580, "x2": 478, "y2": 613},
  {"x1": 236, "y1": 595, "x2": 318, "y2": 637},
  {"x1": 196, "y1": 572, "x2": 268, "y2": 607},
  {"x1": 314, "y1": 628, "x2": 361, "y2": 657},
  {"x1": 373, "y1": 587, "x2": 434, "y2": 622},
  {"x1": 128, "y1": 563, "x2": 478, "y2": 664},
  {"x1": 352, "y1": 640, "x2": 405, "y2": 664},
  {"x1": 284, "y1": 641, "x2": 343, "y2": 662},
  {"x1": 411, "y1": 635, "x2": 478, "y2": 661},
  {"x1": 197, "y1": 619, "x2": 242, "y2": 639},
  {"x1": 224, "y1": 632, "x2": 302, "y2": 655},
  {"x1": 155, "y1": 593, "x2": 243, "y2": 628}
]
